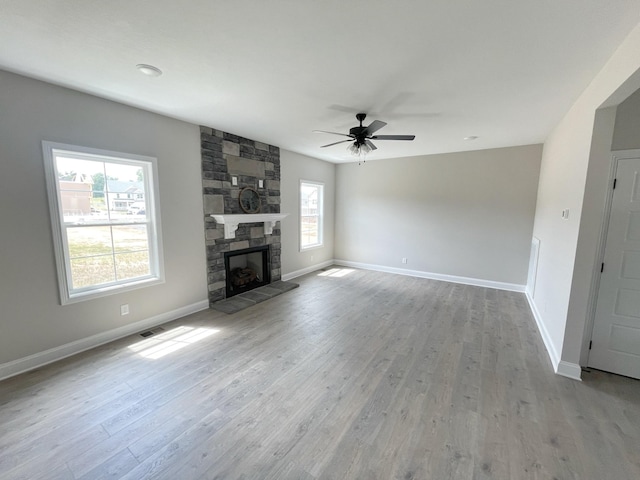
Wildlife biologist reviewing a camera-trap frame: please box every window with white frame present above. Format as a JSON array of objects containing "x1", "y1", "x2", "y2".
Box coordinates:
[
  {"x1": 300, "y1": 181, "x2": 323, "y2": 250},
  {"x1": 42, "y1": 141, "x2": 164, "y2": 304}
]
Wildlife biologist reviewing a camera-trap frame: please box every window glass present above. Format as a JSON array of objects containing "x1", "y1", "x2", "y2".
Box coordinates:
[
  {"x1": 43, "y1": 142, "x2": 164, "y2": 303},
  {"x1": 300, "y1": 181, "x2": 323, "y2": 250}
]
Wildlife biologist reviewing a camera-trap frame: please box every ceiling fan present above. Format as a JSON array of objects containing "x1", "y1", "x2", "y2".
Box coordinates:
[{"x1": 314, "y1": 113, "x2": 415, "y2": 158}]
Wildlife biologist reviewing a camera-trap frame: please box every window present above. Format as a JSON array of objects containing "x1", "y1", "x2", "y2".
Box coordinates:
[
  {"x1": 300, "y1": 181, "x2": 323, "y2": 250},
  {"x1": 42, "y1": 141, "x2": 164, "y2": 304}
]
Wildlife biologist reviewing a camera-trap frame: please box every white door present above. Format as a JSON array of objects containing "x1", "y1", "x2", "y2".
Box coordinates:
[{"x1": 589, "y1": 154, "x2": 640, "y2": 379}]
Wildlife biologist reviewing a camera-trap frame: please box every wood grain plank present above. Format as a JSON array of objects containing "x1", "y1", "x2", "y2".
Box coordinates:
[{"x1": 0, "y1": 268, "x2": 638, "y2": 479}]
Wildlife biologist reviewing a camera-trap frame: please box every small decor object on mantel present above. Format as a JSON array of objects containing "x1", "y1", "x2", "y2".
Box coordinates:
[{"x1": 239, "y1": 187, "x2": 261, "y2": 214}]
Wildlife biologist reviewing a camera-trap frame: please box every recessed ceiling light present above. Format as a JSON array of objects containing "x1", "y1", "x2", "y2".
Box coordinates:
[
  {"x1": 464, "y1": 136, "x2": 478, "y2": 141},
  {"x1": 136, "y1": 64, "x2": 163, "y2": 77}
]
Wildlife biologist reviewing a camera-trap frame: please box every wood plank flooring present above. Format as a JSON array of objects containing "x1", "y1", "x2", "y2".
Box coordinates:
[{"x1": 1, "y1": 267, "x2": 639, "y2": 479}]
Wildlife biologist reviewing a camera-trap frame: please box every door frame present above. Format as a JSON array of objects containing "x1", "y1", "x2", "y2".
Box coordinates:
[{"x1": 585, "y1": 149, "x2": 640, "y2": 367}]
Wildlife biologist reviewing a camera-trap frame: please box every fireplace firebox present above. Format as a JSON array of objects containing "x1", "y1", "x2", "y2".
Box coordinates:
[{"x1": 223, "y1": 245, "x2": 271, "y2": 298}]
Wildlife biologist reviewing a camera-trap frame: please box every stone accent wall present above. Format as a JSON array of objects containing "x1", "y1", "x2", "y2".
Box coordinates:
[{"x1": 200, "y1": 126, "x2": 281, "y2": 306}]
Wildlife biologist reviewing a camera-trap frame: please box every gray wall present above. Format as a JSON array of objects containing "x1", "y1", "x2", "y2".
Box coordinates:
[
  {"x1": 0, "y1": 70, "x2": 207, "y2": 367},
  {"x1": 568, "y1": 88, "x2": 640, "y2": 366},
  {"x1": 612, "y1": 87, "x2": 640, "y2": 150},
  {"x1": 280, "y1": 150, "x2": 336, "y2": 275},
  {"x1": 531, "y1": 22, "x2": 640, "y2": 374},
  {"x1": 567, "y1": 106, "x2": 617, "y2": 368},
  {"x1": 334, "y1": 145, "x2": 542, "y2": 285}
]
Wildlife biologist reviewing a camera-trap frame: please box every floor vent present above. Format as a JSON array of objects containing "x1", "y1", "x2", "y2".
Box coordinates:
[{"x1": 139, "y1": 326, "x2": 165, "y2": 338}]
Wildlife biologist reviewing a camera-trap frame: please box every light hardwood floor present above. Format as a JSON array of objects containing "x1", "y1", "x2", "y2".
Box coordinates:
[{"x1": 1, "y1": 267, "x2": 639, "y2": 479}]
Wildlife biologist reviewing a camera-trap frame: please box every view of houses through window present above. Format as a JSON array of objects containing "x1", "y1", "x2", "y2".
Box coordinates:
[
  {"x1": 300, "y1": 181, "x2": 323, "y2": 250},
  {"x1": 43, "y1": 142, "x2": 163, "y2": 302}
]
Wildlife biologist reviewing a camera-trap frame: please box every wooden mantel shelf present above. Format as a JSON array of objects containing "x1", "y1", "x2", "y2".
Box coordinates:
[{"x1": 211, "y1": 213, "x2": 289, "y2": 239}]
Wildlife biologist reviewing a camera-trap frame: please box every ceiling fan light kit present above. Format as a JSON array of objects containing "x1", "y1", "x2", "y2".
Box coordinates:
[
  {"x1": 315, "y1": 113, "x2": 415, "y2": 164},
  {"x1": 348, "y1": 141, "x2": 372, "y2": 164}
]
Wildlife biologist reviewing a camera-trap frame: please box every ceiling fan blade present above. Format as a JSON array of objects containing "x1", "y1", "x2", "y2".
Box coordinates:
[
  {"x1": 364, "y1": 120, "x2": 387, "y2": 135},
  {"x1": 313, "y1": 130, "x2": 353, "y2": 138},
  {"x1": 370, "y1": 135, "x2": 415, "y2": 141},
  {"x1": 321, "y1": 139, "x2": 353, "y2": 148},
  {"x1": 365, "y1": 139, "x2": 377, "y2": 151}
]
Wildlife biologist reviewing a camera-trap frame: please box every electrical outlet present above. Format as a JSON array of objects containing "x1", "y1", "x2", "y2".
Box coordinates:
[
  {"x1": 259, "y1": 179, "x2": 264, "y2": 188},
  {"x1": 232, "y1": 176, "x2": 238, "y2": 186},
  {"x1": 120, "y1": 304, "x2": 129, "y2": 316},
  {"x1": 402, "y1": 258, "x2": 407, "y2": 264}
]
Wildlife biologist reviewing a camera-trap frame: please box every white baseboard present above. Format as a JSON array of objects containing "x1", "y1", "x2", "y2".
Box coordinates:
[
  {"x1": 333, "y1": 259, "x2": 526, "y2": 292},
  {"x1": 557, "y1": 361, "x2": 583, "y2": 381},
  {"x1": 525, "y1": 292, "x2": 560, "y2": 370},
  {"x1": 0, "y1": 300, "x2": 209, "y2": 382},
  {"x1": 282, "y1": 260, "x2": 335, "y2": 281},
  {"x1": 525, "y1": 292, "x2": 581, "y2": 381}
]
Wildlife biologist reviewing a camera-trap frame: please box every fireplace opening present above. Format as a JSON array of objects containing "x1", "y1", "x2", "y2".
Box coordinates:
[{"x1": 224, "y1": 245, "x2": 271, "y2": 298}]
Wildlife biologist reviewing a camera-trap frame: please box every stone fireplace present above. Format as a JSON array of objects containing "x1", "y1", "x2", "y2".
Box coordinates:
[{"x1": 200, "y1": 126, "x2": 282, "y2": 307}]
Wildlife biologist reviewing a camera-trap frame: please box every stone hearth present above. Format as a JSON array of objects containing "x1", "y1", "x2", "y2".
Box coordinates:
[{"x1": 210, "y1": 280, "x2": 299, "y2": 314}]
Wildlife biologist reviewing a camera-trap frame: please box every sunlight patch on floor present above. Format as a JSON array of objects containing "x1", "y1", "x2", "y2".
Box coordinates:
[
  {"x1": 317, "y1": 268, "x2": 354, "y2": 278},
  {"x1": 128, "y1": 326, "x2": 219, "y2": 359}
]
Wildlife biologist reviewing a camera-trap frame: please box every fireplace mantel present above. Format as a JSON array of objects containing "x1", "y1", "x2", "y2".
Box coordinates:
[{"x1": 211, "y1": 213, "x2": 289, "y2": 239}]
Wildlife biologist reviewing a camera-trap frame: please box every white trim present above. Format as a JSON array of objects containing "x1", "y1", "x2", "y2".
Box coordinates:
[
  {"x1": 585, "y1": 149, "x2": 640, "y2": 367},
  {"x1": 299, "y1": 180, "x2": 324, "y2": 251},
  {"x1": 283, "y1": 259, "x2": 527, "y2": 291},
  {"x1": 211, "y1": 213, "x2": 289, "y2": 239},
  {"x1": 526, "y1": 291, "x2": 560, "y2": 370},
  {"x1": 557, "y1": 361, "x2": 583, "y2": 381},
  {"x1": 333, "y1": 259, "x2": 526, "y2": 292},
  {"x1": 525, "y1": 291, "x2": 582, "y2": 381},
  {"x1": 526, "y1": 237, "x2": 540, "y2": 298},
  {"x1": 0, "y1": 300, "x2": 209, "y2": 381},
  {"x1": 41, "y1": 141, "x2": 165, "y2": 305},
  {"x1": 282, "y1": 260, "x2": 335, "y2": 281},
  {"x1": 584, "y1": 151, "x2": 618, "y2": 366}
]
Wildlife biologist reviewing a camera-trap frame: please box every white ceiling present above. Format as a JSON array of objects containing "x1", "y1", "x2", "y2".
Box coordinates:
[{"x1": 1, "y1": 1, "x2": 639, "y2": 163}]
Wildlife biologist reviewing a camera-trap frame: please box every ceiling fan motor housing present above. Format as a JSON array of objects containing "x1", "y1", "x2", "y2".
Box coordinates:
[
  {"x1": 349, "y1": 125, "x2": 368, "y2": 143},
  {"x1": 350, "y1": 112, "x2": 368, "y2": 144}
]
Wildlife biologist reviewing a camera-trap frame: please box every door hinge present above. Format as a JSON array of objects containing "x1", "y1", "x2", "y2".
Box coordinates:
[
  {"x1": 613, "y1": 178, "x2": 617, "y2": 189},
  {"x1": 589, "y1": 340, "x2": 592, "y2": 350},
  {"x1": 601, "y1": 263, "x2": 604, "y2": 273}
]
